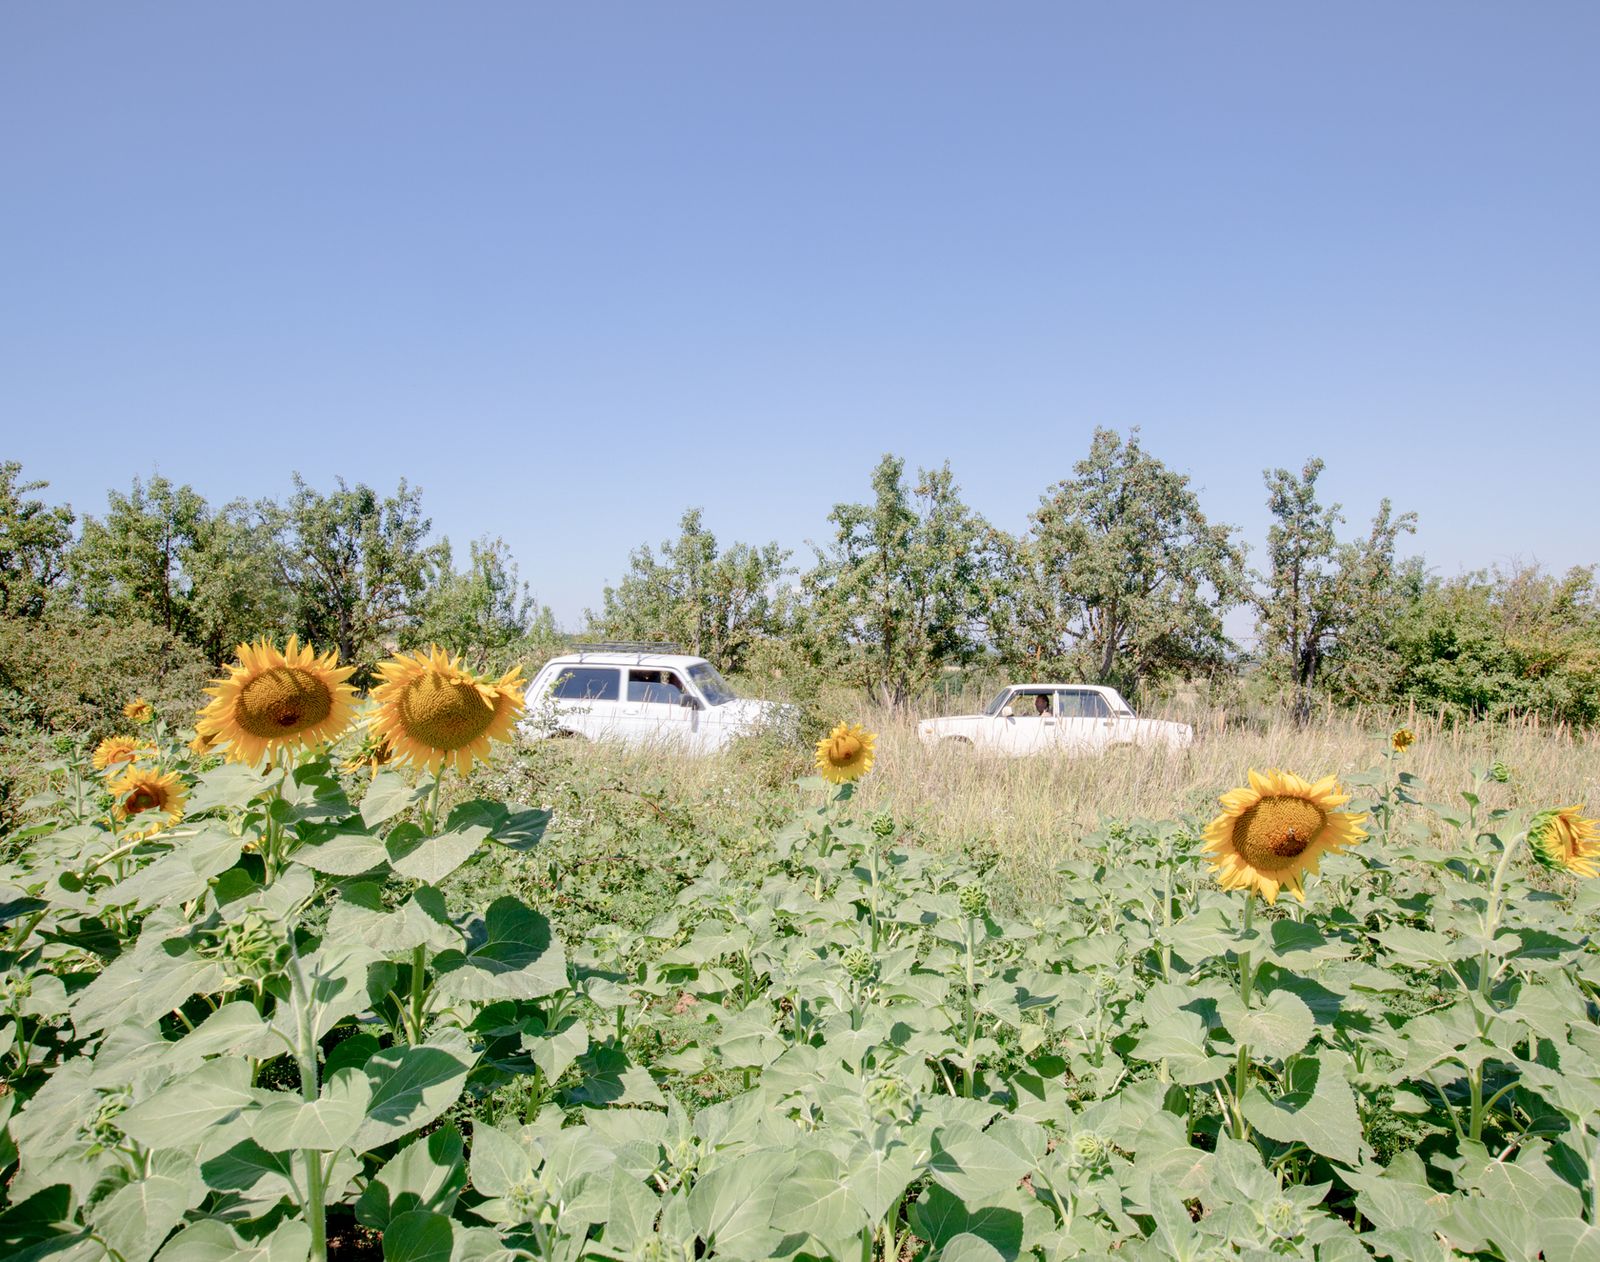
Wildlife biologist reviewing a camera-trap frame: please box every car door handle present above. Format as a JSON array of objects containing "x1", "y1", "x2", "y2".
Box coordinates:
[
  {"x1": 1101, "y1": 719, "x2": 1114, "y2": 726},
  {"x1": 1042, "y1": 719, "x2": 1056, "y2": 725}
]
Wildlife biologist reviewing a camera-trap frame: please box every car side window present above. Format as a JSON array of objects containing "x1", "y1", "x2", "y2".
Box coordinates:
[
  {"x1": 628, "y1": 669, "x2": 687, "y2": 705},
  {"x1": 551, "y1": 667, "x2": 620, "y2": 701},
  {"x1": 1060, "y1": 691, "x2": 1110, "y2": 718},
  {"x1": 1012, "y1": 690, "x2": 1053, "y2": 717}
]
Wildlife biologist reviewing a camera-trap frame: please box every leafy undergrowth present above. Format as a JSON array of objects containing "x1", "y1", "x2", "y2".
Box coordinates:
[{"x1": 0, "y1": 726, "x2": 1597, "y2": 1262}]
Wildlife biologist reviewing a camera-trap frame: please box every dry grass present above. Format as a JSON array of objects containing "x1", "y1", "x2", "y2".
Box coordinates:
[
  {"x1": 539, "y1": 696, "x2": 1600, "y2": 902},
  {"x1": 845, "y1": 703, "x2": 1600, "y2": 897}
]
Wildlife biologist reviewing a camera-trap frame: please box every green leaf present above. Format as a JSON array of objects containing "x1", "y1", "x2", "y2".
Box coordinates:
[
  {"x1": 361, "y1": 770, "x2": 429, "y2": 828},
  {"x1": 382, "y1": 1210, "x2": 455, "y2": 1262},
  {"x1": 686, "y1": 1151, "x2": 793, "y2": 1259},
  {"x1": 432, "y1": 898, "x2": 566, "y2": 1002},
  {"x1": 355, "y1": 1124, "x2": 466, "y2": 1230},
  {"x1": 908, "y1": 1183, "x2": 1026, "y2": 1259},
  {"x1": 1128, "y1": 1010, "x2": 1229, "y2": 1085},
  {"x1": 770, "y1": 1148, "x2": 869, "y2": 1239},
  {"x1": 1242, "y1": 1052, "x2": 1363, "y2": 1166},
  {"x1": 928, "y1": 1121, "x2": 1031, "y2": 1202},
  {"x1": 118, "y1": 1057, "x2": 262, "y2": 1149},
  {"x1": 386, "y1": 812, "x2": 489, "y2": 885},
  {"x1": 294, "y1": 825, "x2": 390, "y2": 876},
  {"x1": 467, "y1": 1122, "x2": 532, "y2": 1198},
  {"x1": 157, "y1": 1219, "x2": 312, "y2": 1262},
  {"x1": 940, "y1": 1235, "x2": 1007, "y2": 1262},
  {"x1": 843, "y1": 1138, "x2": 920, "y2": 1222},
  {"x1": 325, "y1": 882, "x2": 459, "y2": 955},
  {"x1": 1219, "y1": 989, "x2": 1315, "y2": 1061},
  {"x1": 89, "y1": 1150, "x2": 203, "y2": 1262},
  {"x1": 185, "y1": 764, "x2": 271, "y2": 815},
  {"x1": 254, "y1": 1068, "x2": 371, "y2": 1152},
  {"x1": 199, "y1": 1139, "x2": 297, "y2": 1203},
  {"x1": 354, "y1": 1042, "x2": 475, "y2": 1152}
]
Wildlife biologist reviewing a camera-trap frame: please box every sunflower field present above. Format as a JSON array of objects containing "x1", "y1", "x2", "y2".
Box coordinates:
[{"x1": 1, "y1": 639, "x2": 1599, "y2": 1262}]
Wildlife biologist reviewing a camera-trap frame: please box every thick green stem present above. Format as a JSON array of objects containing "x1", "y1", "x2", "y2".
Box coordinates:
[
  {"x1": 1232, "y1": 894, "x2": 1256, "y2": 1140},
  {"x1": 963, "y1": 918, "x2": 978, "y2": 1098},
  {"x1": 1479, "y1": 833, "x2": 1522, "y2": 1000},
  {"x1": 410, "y1": 944, "x2": 427, "y2": 1043},
  {"x1": 426, "y1": 770, "x2": 445, "y2": 834},
  {"x1": 290, "y1": 948, "x2": 328, "y2": 1262}
]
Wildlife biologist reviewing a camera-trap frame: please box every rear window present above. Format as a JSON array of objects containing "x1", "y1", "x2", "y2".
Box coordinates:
[{"x1": 549, "y1": 666, "x2": 620, "y2": 701}]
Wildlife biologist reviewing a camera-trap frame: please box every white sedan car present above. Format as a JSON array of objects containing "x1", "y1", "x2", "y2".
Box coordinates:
[
  {"x1": 519, "y1": 649, "x2": 792, "y2": 754},
  {"x1": 918, "y1": 684, "x2": 1193, "y2": 757}
]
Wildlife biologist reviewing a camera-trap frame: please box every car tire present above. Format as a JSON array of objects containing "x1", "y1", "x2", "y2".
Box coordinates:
[{"x1": 941, "y1": 737, "x2": 973, "y2": 748}]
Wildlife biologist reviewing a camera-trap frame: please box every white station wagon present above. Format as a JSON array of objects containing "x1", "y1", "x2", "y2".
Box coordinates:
[
  {"x1": 519, "y1": 648, "x2": 789, "y2": 754},
  {"x1": 917, "y1": 684, "x2": 1194, "y2": 757}
]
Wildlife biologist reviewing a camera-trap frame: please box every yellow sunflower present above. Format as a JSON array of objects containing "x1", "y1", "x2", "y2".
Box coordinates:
[
  {"x1": 815, "y1": 722, "x2": 877, "y2": 785},
  {"x1": 108, "y1": 766, "x2": 187, "y2": 840},
  {"x1": 1390, "y1": 728, "x2": 1415, "y2": 754},
  {"x1": 196, "y1": 637, "x2": 359, "y2": 766},
  {"x1": 1529, "y1": 805, "x2": 1600, "y2": 879},
  {"x1": 367, "y1": 646, "x2": 525, "y2": 776},
  {"x1": 92, "y1": 735, "x2": 154, "y2": 774},
  {"x1": 1201, "y1": 769, "x2": 1368, "y2": 905},
  {"x1": 188, "y1": 729, "x2": 218, "y2": 758},
  {"x1": 123, "y1": 697, "x2": 154, "y2": 723}
]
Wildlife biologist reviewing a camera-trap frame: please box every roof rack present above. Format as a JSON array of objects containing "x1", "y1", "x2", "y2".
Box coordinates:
[{"x1": 564, "y1": 640, "x2": 684, "y2": 654}]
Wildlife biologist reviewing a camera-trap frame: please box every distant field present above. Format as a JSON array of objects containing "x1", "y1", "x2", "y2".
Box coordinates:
[{"x1": 514, "y1": 701, "x2": 1600, "y2": 901}]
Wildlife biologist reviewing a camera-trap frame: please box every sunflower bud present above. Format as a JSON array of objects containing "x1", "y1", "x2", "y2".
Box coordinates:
[
  {"x1": 1265, "y1": 1197, "x2": 1298, "y2": 1238},
  {"x1": 506, "y1": 1174, "x2": 551, "y2": 1221},
  {"x1": 1071, "y1": 1130, "x2": 1106, "y2": 1163},
  {"x1": 841, "y1": 945, "x2": 874, "y2": 980},
  {"x1": 958, "y1": 883, "x2": 989, "y2": 919},
  {"x1": 871, "y1": 812, "x2": 895, "y2": 839},
  {"x1": 1488, "y1": 760, "x2": 1512, "y2": 784}
]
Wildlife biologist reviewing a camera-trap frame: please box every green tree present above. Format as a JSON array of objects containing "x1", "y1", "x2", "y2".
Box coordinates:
[
  {"x1": 71, "y1": 474, "x2": 209, "y2": 635},
  {"x1": 805, "y1": 455, "x2": 997, "y2": 708},
  {"x1": 265, "y1": 475, "x2": 443, "y2": 671},
  {"x1": 592, "y1": 508, "x2": 792, "y2": 673},
  {"x1": 1254, "y1": 458, "x2": 1417, "y2": 723},
  {"x1": 1385, "y1": 564, "x2": 1600, "y2": 725},
  {"x1": 0, "y1": 461, "x2": 75, "y2": 618},
  {"x1": 184, "y1": 499, "x2": 294, "y2": 660},
  {"x1": 414, "y1": 536, "x2": 556, "y2": 670},
  {"x1": 994, "y1": 429, "x2": 1246, "y2": 691}
]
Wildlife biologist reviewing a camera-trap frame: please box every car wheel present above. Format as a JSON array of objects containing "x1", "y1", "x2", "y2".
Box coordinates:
[
  {"x1": 941, "y1": 736, "x2": 973, "y2": 748},
  {"x1": 554, "y1": 729, "x2": 589, "y2": 742}
]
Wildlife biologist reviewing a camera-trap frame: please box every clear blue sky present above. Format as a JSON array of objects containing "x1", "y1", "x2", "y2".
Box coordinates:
[{"x1": 4, "y1": 3, "x2": 1596, "y2": 630}]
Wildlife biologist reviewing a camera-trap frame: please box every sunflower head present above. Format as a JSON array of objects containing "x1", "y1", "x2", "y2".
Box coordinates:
[
  {"x1": 108, "y1": 766, "x2": 187, "y2": 840},
  {"x1": 342, "y1": 729, "x2": 394, "y2": 779},
  {"x1": 1390, "y1": 728, "x2": 1415, "y2": 754},
  {"x1": 123, "y1": 697, "x2": 154, "y2": 724},
  {"x1": 815, "y1": 722, "x2": 876, "y2": 785},
  {"x1": 188, "y1": 730, "x2": 218, "y2": 758},
  {"x1": 196, "y1": 637, "x2": 359, "y2": 766},
  {"x1": 367, "y1": 646, "x2": 526, "y2": 776},
  {"x1": 1201, "y1": 769, "x2": 1368, "y2": 905},
  {"x1": 1528, "y1": 805, "x2": 1600, "y2": 879},
  {"x1": 92, "y1": 735, "x2": 154, "y2": 775}
]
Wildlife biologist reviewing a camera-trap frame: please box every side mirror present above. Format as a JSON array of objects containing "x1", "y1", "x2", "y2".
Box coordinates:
[
  {"x1": 681, "y1": 695, "x2": 701, "y2": 710},
  {"x1": 1000, "y1": 705, "x2": 1014, "y2": 718}
]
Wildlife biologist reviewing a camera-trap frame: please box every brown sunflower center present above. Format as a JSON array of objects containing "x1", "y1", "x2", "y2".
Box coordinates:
[
  {"x1": 398, "y1": 674, "x2": 495, "y2": 751},
  {"x1": 236, "y1": 667, "x2": 335, "y2": 738},
  {"x1": 125, "y1": 788, "x2": 162, "y2": 815},
  {"x1": 824, "y1": 733, "x2": 864, "y2": 766},
  {"x1": 1231, "y1": 795, "x2": 1326, "y2": 871}
]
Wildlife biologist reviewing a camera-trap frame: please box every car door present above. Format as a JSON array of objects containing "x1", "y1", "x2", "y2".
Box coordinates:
[
  {"x1": 1056, "y1": 689, "x2": 1113, "y2": 753},
  {"x1": 992, "y1": 689, "x2": 1059, "y2": 755},
  {"x1": 547, "y1": 665, "x2": 623, "y2": 739},
  {"x1": 620, "y1": 668, "x2": 696, "y2": 748}
]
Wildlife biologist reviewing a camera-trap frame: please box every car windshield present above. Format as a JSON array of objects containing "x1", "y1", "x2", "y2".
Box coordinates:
[
  {"x1": 688, "y1": 662, "x2": 738, "y2": 706},
  {"x1": 984, "y1": 689, "x2": 1015, "y2": 716}
]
